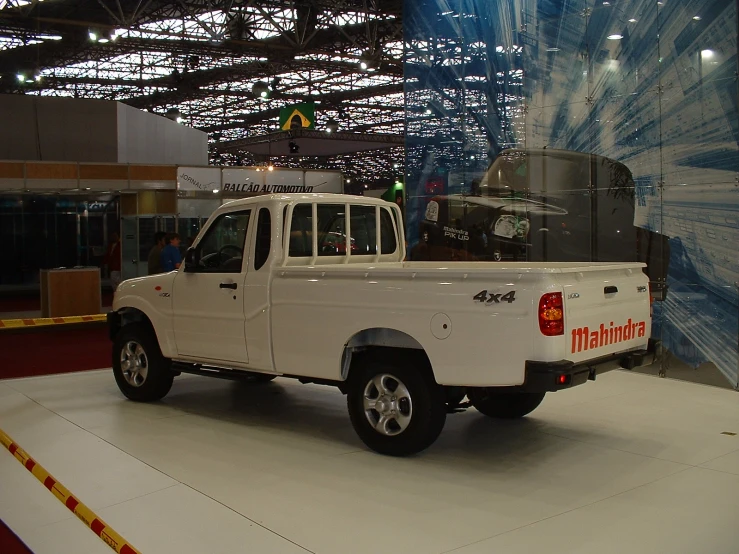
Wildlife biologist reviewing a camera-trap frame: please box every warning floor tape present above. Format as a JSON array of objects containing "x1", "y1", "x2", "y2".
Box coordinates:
[
  {"x1": 0, "y1": 428, "x2": 141, "y2": 554},
  {"x1": 0, "y1": 314, "x2": 107, "y2": 330}
]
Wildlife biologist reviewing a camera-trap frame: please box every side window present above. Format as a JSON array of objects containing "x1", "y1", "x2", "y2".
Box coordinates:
[
  {"x1": 317, "y1": 204, "x2": 346, "y2": 256},
  {"x1": 254, "y1": 207, "x2": 271, "y2": 270},
  {"x1": 289, "y1": 204, "x2": 313, "y2": 257},
  {"x1": 380, "y1": 208, "x2": 398, "y2": 254},
  {"x1": 350, "y1": 205, "x2": 377, "y2": 255},
  {"x1": 196, "y1": 210, "x2": 251, "y2": 272}
]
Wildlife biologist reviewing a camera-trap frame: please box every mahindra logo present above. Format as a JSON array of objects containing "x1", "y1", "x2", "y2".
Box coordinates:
[{"x1": 571, "y1": 319, "x2": 647, "y2": 353}]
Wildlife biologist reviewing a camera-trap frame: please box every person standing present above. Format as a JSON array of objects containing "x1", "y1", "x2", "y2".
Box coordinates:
[
  {"x1": 160, "y1": 233, "x2": 182, "y2": 272},
  {"x1": 147, "y1": 231, "x2": 167, "y2": 275},
  {"x1": 104, "y1": 232, "x2": 122, "y2": 291}
]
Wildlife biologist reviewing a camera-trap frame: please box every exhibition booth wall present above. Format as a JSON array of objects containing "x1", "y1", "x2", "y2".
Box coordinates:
[{"x1": 403, "y1": 0, "x2": 739, "y2": 387}]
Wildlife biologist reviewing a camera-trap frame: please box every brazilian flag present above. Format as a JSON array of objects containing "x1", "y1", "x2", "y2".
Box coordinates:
[{"x1": 279, "y1": 103, "x2": 316, "y2": 130}]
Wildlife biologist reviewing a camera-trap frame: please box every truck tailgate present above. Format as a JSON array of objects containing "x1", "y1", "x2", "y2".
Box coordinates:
[{"x1": 558, "y1": 265, "x2": 651, "y2": 363}]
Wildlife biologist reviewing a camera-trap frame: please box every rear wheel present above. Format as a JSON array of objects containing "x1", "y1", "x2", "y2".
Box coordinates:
[
  {"x1": 467, "y1": 389, "x2": 545, "y2": 419},
  {"x1": 112, "y1": 323, "x2": 174, "y2": 402},
  {"x1": 347, "y1": 354, "x2": 446, "y2": 456}
]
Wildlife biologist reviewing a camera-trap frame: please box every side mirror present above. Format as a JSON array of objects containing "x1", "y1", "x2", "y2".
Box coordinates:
[{"x1": 183, "y1": 247, "x2": 199, "y2": 272}]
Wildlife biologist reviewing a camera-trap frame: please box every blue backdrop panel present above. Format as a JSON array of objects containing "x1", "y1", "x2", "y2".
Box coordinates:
[{"x1": 404, "y1": 0, "x2": 739, "y2": 386}]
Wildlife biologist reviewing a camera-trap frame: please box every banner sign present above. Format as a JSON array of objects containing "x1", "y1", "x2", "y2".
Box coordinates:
[
  {"x1": 222, "y1": 168, "x2": 342, "y2": 196},
  {"x1": 177, "y1": 167, "x2": 221, "y2": 192}
]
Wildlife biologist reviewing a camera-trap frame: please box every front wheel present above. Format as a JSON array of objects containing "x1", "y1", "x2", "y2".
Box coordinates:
[
  {"x1": 347, "y1": 354, "x2": 446, "y2": 456},
  {"x1": 467, "y1": 389, "x2": 545, "y2": 419},
  {"x1": 112, "y1": 323, "x2": 174, "y2": 402}
]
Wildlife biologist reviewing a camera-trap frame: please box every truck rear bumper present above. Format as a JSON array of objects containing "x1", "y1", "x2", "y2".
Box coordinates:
[{"x1": 522, "y1": 338, "x2": 659, "y2": 393}]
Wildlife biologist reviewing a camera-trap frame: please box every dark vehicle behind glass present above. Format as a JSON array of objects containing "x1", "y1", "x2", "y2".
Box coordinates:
[{"x1": 410, "y1": 148, "x2": 669, "y2": 298}]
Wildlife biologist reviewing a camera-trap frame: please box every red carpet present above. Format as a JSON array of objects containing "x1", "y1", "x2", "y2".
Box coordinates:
[
  {"x1": 0, "y1": 520, "x2": 32, "y2": 554},
  {"x1": 0, "y1": 326, "x2": 111, "y2": 379},
  {"x1": 0, "y1": 292, "x2": 113, "y2": 313}
]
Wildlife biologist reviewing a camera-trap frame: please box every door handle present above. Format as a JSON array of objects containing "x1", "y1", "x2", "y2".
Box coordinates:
[
  {"x1": 219, "y1": 282, "x2": 237, "y2": 290},
  {"x1": 604, "y1": 286, "x2": 618, "y2": 295}
]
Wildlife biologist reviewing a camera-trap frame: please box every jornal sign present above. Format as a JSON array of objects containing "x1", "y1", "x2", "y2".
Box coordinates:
[{"x1": 177, "y1": 167, "x2": 221, "y2": 192}]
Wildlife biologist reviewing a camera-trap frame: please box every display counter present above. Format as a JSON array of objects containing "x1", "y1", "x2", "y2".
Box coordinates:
[{"x1": 40, "y1": 268, "x2": 102, "y2": 317}]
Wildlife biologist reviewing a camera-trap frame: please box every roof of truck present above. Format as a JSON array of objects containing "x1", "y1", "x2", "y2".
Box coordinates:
[{"x1": 220, "y1": 193, "x2": 393, "y2": 209}]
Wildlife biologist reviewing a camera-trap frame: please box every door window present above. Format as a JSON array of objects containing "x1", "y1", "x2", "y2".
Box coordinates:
[{"x1": 195, "y1": 210, "x2": 251, "y2": 272}]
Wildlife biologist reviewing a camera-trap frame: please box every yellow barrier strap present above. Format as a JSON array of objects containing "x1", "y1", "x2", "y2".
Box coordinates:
[
  {"x1": 0, "y1": 428, "x2": 141, "y2": 554},
  {"x1": 0, "y1": 314, "x2": 107, "y2": 329}
]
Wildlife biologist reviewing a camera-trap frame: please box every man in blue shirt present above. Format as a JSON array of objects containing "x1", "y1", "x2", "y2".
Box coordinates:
[{"x1": 160, "y1": 233, "x2": 182, "y2": 272}]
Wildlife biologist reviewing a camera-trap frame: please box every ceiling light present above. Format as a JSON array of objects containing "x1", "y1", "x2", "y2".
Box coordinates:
[
  {"x1": 98, "y1": 37, "x2": 109, "y2": 43},
  {"x1": 360, "y1": 61, "x2": 368, "y2": 70},
  {"x1": 16, "y1": 73, "x2": 24, "y2": 83},
  {"x1": 546, "y1": 47, "x2": 560, "y2": 52},
  {"x1": 607, "y1": 34, "x2": 623, "y2": 40},
  {"x1": 88, "y1": 31, "x2": 98, "y2": 42},
  {"x1": 701, "y1": 49, "x2": 714, "y2": 59},
  {"x1": 693, "y1": 16, "x2": 701, "y2": 20},
  {"x1": 629, "y1": 18, "x2": 638, "y2": 23}
]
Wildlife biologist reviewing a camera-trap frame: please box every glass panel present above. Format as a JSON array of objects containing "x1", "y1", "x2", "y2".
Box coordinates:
[
  {"x1": 380, "y1": 209, "x2": 398, "y2": 254},
  {"x1": 254, "y1": 208, "x2": 272, "y2": 270},
  {"x1": 120, "y1": 217, "x2": 139, "y2": 281},
  {"x1": 317, "y1": 204, "x2": 346, "y2": 257},
  {"x1": 197, "y1": 211, "x2": 251, "y2": 272},
  {"x1": 349, "y1": 205, "x2": 377, "y2": 255},
  {"x1": 289, "y1": 203, "x2": 313, "y2": 258}
]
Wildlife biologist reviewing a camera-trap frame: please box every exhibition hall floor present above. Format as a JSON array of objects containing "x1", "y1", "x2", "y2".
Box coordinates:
[{"x1": 1, "y1": 369, "x2": 738, "y2": 554}]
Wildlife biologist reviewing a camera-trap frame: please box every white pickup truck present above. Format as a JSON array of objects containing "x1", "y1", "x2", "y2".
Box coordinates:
[{"x1": 108, "y1": 193, "x2": 656, "y2": 456}]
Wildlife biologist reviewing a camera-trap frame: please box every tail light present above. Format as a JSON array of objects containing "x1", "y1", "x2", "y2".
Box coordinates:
[{"x1": 539, "y1": 292, "x2": 564, "y2": 336}]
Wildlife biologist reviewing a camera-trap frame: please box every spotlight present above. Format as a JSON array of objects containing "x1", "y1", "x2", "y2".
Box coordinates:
[
  {"x1": 88, "y1": 30, "x2": 99, "y2": 42},
  {"x1": 326, "y1": 119, "x2": 339, "y2": 134},
  {"x1": 16, "y1": 73, "x2": 24, "y2": 83},
  {"x1": 358, "y1": 51, "x2": 378, "y2": 71},
  {"x1": 252, "y1": 81, "x2": 271, "y2": 100},
  {"x1": 165, "y1": 108, "x2": 183, "y2": 123}
]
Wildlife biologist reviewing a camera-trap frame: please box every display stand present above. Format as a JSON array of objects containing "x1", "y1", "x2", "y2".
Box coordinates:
[{"x1": 40, "y1": 268, "x2": 102, "y2": 317}]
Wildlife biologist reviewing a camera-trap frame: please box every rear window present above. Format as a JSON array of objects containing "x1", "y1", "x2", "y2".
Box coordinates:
[
  {"x1": 289, "y1": 204, "x2": 313, "y2": 257},
  {"x1": 288, "y1": 203, "x2": 397, "y2": 258},
  {"x1": 380, "y1": 208, "x2": 397, "y2": 254}
]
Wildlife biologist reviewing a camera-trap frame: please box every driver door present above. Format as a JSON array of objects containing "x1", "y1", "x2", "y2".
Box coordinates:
[{"x1": 172, "y1": 209, "x2": 252, "y2": 364}]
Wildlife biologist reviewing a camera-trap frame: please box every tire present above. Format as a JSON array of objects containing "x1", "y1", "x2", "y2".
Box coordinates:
[
  {"x1": 112, "y1": 323, "x2": 174, "y2": 402},
  {"x1": 347, "y1": 353, "x2": 446, "y2": 456},
  {"x1": 467, "y1": 388, "x2": 545, "y2": 419}
]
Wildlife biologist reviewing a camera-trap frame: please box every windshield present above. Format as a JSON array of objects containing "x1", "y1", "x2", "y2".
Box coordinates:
[{"x1": 479, "y1": 150, "x2": 591, "y2": 197}]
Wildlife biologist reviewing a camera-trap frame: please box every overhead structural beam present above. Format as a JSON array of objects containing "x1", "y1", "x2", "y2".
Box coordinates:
[{"x1": 0, "y1": 12, "x2": 402, "y2": 72}]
